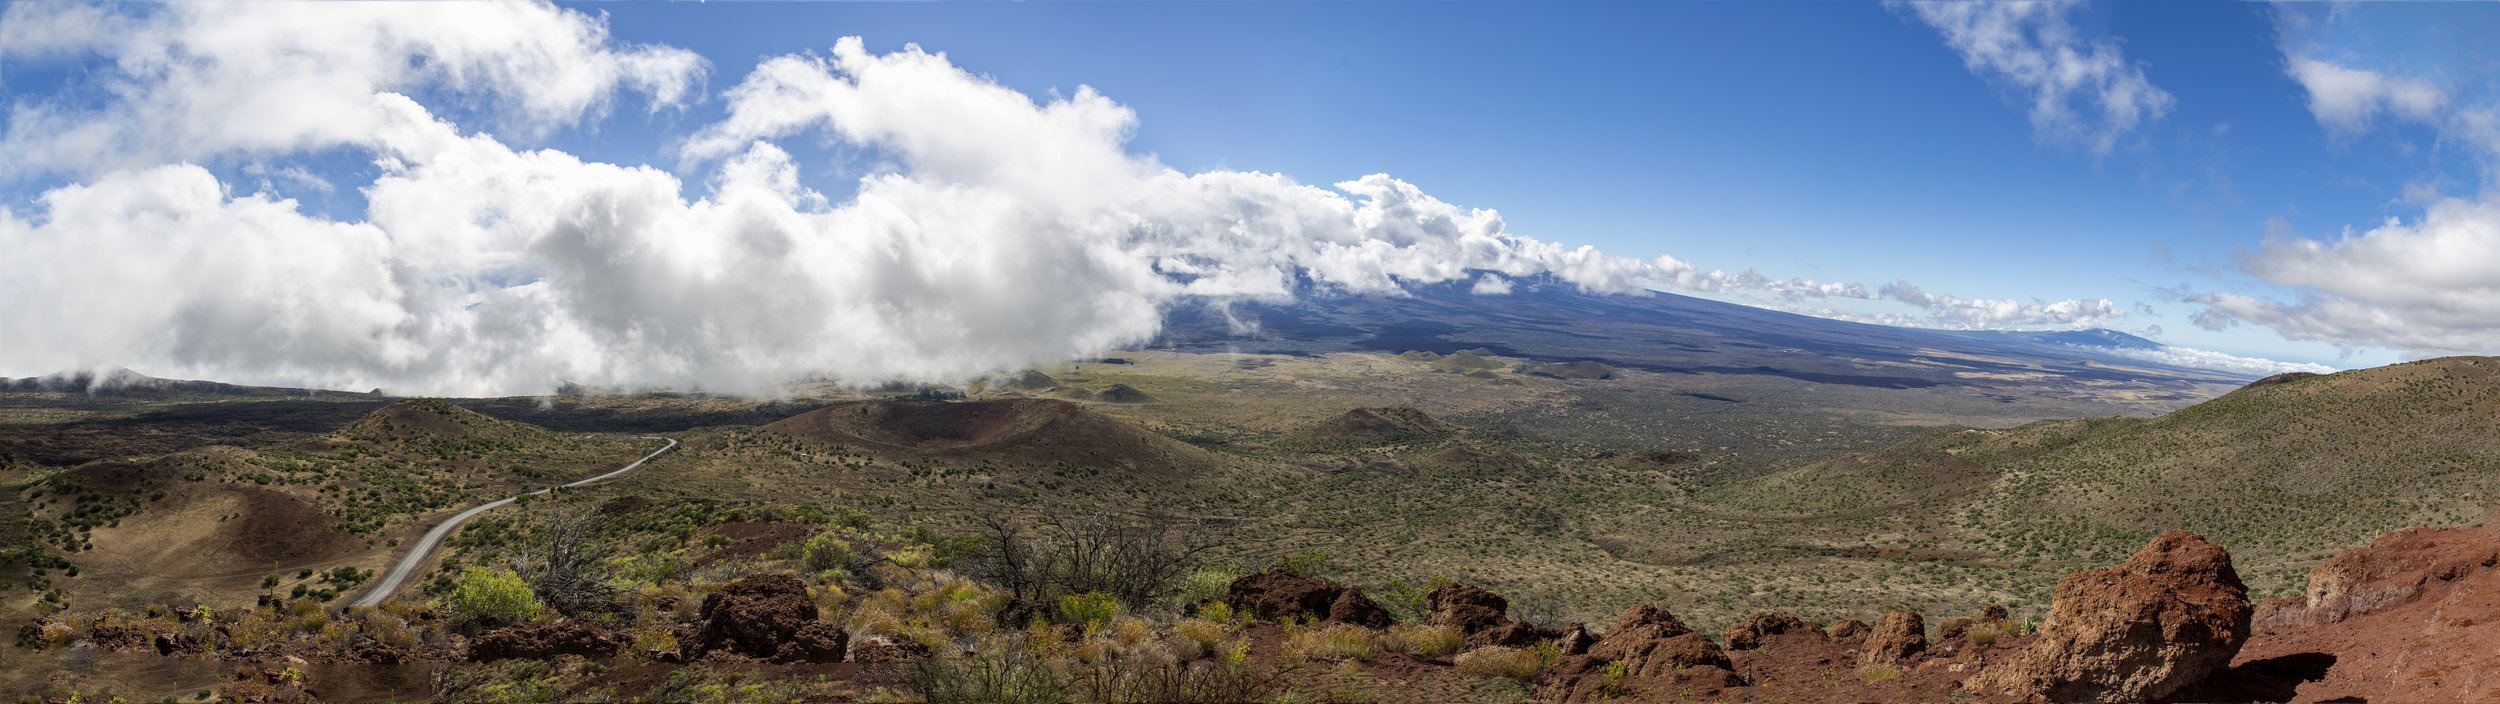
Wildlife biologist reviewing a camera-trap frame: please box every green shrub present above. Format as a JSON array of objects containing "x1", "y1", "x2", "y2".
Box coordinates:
[
  {"x1": 452, "y1": 567, "x2": 543, "y2": 626},
  {"x1": 801, "y1": 533, "x2": 854, "y2": 573},
  {"x1": 1059, "y1": 592, "x2": 1119, "y2": 632}
]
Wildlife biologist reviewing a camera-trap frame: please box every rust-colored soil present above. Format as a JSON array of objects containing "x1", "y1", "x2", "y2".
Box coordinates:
[{"x1": 2228, "y1": 525, "x2": 2500, "y2": 703}]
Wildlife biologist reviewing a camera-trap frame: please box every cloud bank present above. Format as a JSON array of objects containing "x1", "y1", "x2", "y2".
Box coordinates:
[
  {"x1": 1896, "y1": 0, "x2": 2173, "y2": 155},
  {"x1": 3, "y1": 2, "x2": 2129, "y2": 396}
]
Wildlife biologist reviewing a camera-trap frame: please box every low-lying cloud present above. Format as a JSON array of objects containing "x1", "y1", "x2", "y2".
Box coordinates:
[{"x1": 3, "y1": 2, "x2": 2130, "y2": 396}]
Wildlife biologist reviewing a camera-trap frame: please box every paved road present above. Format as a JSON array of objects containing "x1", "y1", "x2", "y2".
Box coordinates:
[{"x1": 350, "y1": 436, "x2": 677, "y2": 607}]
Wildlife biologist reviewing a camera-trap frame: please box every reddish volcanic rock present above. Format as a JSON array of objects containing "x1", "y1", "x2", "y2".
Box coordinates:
[
  {"x1": 1536, "y1": 604, "x2": 1734, "y2": 701},
  {"x1": 2258, "y1": 524, "x2": 2500, "y2": 629},
  {"x1": 1858, "y1": 611, "x2": 1926, "y2": 667},
  {"x1": 1825, "y1": 619, "x2": 1868, "y2": 642},
  {"x1": 1327, "y1": 589, "x2": 1395, "y2": 629},
  {"x1": 1722, "y1": 613, "x2": 1816, "y2": 651},
  {"x1": 2223, "y1": 524, "x2": 2500, "y2": 703},
  {"x1": 1939, "y1": 617, "x2": 1975, "y2": 641},
  {"x1": 1224, "y1": 565, "x2": 1392, "y2": 627},
  {"x1": 1425, "y1": 582, "x2": 1511, "y2": 635},
  {"x1": 1554, "y1": 623, "x2": 1598, "y2": 656},
  {"x1": 1471, "y1": 620, "x2": 1562, "y2": 648},
  {"x1": 684, "y1": 574, "x2": 846, "y2": 663},
  {"x1": 776, "y1": 622, "x2": 849, "y2": 663},
  {"x1": 1965, "y1": 530, "x2": 2250, "y2": 703},
  {"x1": 1608, "y1": 603, "x2": 1693, "y2": 637},
  {"x1": 469, "y1": 621, "x2": 620, "y2": 661}
]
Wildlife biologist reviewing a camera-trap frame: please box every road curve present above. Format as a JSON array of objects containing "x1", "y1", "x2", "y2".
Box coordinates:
[{"x1": 350, "y1": 436, "x2": 677, "y2": 607}]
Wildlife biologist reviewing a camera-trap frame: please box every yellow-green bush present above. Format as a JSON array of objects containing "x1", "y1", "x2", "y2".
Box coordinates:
[
  {"x1": 802, "y1": 532, "x2": 853, "y2": 573},
  {"x1": 451, "y1": 567, "x2": 543, "y2": 626},
  {"x1": 1060, "y1": 592, "x2": 1119, "y2": 632}
]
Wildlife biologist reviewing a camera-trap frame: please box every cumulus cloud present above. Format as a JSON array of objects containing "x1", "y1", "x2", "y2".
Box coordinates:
[
  {"x1": 2188, "y1": 18, "x2": 2500, "y2": 358},
  {"x1": 2191, "y1": 197, "x2": 2500, "y2": 356},
  {"x1": 0, "y1": 1, "x2": 704, "y2": 178},
  {"x1": 1896, "y1": 0, "x2": 2174, "y2": 155},
  {"x1": 1, "y1": 7, "x2": 2130, "y2": 396}
]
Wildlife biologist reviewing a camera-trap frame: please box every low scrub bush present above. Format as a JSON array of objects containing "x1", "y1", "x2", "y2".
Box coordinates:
[
  {"x1": 1374, "y1": 623, "x2": 1465, "y2": 657},
  {"x1": 1061, "y1": 592, "x2": 1120, "y2": 632},
  {"x1": 452, "y1": 567, "x2": 543, "y2": 627},
  {"x1": 1454, "y1": 645, "x2": 1546, "y2": 679},
  {"x1": 1285, "y1": 623, "x2": 1374, "y2": 662},
  {"x1": 913, "y1": 635, "x2": 1069, "y2": 704},
  {"x1": 801, "y1": 532, "x2": 853, "y2": 573}
]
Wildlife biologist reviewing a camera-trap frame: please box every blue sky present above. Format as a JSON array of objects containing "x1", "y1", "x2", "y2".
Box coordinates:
[{"x1": 3, "y1": 1, "x2": 2497, "y2": 393}]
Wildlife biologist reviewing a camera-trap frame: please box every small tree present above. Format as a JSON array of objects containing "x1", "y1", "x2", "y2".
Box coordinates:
[
  {"x1": 453, "y1": 567, "x2": 542, "y2": 627},
  {"x1": 509, "y1": 507, "x2": 621, "y2": 618}
]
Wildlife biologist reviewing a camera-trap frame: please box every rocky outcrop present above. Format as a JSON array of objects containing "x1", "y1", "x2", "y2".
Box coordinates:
[
  {"x1": 1224, "y1": 565, "x2": 1391, "y2": 627},
  {"x1": 682, "y1": 574, "x2": 848, "y2": 663},
  {"x1": 1858, "y1": 611, "x2": 1926, "y2": 667},
  {"x1": 468, "y1": 621, "x2": 620, "y2": 661},
  {"x1": 1327, "y1": 589, "x2": 1395, "y2": 629},
  {"x1": 1722, "y1": 612, "x2": 1815, "y2": 650},
  {"x1": 1554, "y1": 624, "x2": 1598, "y2": 656},
  {"x1": 1424, "y1": 582, "x2": 1510, "y2": 635},
  {"x1": 1825, "y1": 619, "x2": 1868, "y2": 642},
  {"x1": 1417, "y1": 581, "x2": 1561, "y2": 646},
  {"x1": 1939, "y1": 617, "x2": 1975, "y2": 641},
  {"x1": 1473, "y1": 620, "x2": 1563, "y2": 648},
  {"x1": 2257, "y1": 525, "x2": 2500, "y2": 628},
  {"x1": 1534, "y1": 604, "x2": 1734, "y2": 702},
  {"x1": 1965, "y1": 531, "x2": 2251, "y2": 703}
]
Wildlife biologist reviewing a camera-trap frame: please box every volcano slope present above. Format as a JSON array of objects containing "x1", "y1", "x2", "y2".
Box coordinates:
[
  {"x1": 0, "y1": 399, "x2": 658, "y2": 613},
  {"x1": 1683, "y1": 355, "x2": 2500, "y2": 619}
]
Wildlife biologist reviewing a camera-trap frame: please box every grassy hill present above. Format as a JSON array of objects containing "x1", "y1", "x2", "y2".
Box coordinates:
[
  {"x1": 1688, "y1": 356, "x2": 2500, "y2": 610},
  {"x1": 2, "y1": 400, "x2": 657, "y2": 613}
]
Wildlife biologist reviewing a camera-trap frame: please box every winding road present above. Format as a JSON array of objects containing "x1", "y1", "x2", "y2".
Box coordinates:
[{"x1": 350, "y1": 435, "x2": 677, "y2": 607}]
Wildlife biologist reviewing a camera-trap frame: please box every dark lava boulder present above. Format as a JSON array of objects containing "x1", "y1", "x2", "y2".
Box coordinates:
[
  {"x1": 1965, "y1": 531, "x2": 2252, "y2": 703},
  {"x1": 1426, "y1": 582, "x2": 1512, "y2": 635},
  {"x1": 1721, "y1": 612, "x2": 1816, "y2": 651},
  {"x1": 1473, "y1": 620, "x2": 1563, "y2": 648},
  {"x1": 1327, "y1": 589, "x2": 1395, "y2": 629},
  {"x1": 1225, "y1": 565, "x2": 1389, "y2": 627},
  {"x1": 683, "y1": 574, "x2": 846, "y2": 663},
  {"x1": 469, "y1": 621, "x2": 620, "y2": 661}
]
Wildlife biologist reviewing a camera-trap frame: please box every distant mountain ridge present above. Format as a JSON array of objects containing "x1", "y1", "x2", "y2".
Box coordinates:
[{"x1": 1154, "y1": 275, "x2": 2249, "y2": 392}]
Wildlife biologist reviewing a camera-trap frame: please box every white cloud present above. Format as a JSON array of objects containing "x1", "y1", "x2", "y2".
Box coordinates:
[
  {"x1": 2091, "y1": 344, "x2": 2338, "y2": 377},
  {"x1": 0, "y1": 1, "x2": 704, "y2": 178},
  {"x1": 2287, "y1": 58, "x2": 2446, "y2": 135},
  {"x1": 2191, "y1": 197, "x2": 2500, "y2": 356},
  {"x1": 1, "y1": 12, "x2": 2136, "y2": 396},
  {"x1": 1896, "y1": 0, "x2": 2174, "y2": 155},
  {"x1": 1471, "y1": 273, "x2": 1514, "y2": 296},
  {"x1": 2190, "y1": 19, "x2": 2500, "y2": 359}
]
